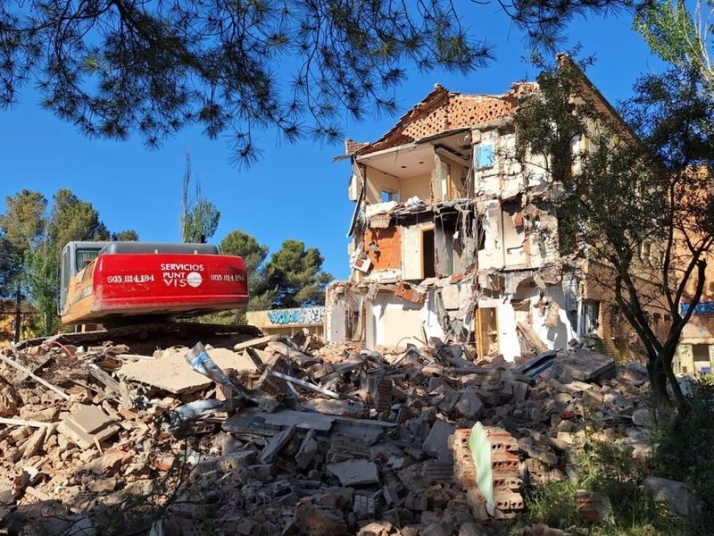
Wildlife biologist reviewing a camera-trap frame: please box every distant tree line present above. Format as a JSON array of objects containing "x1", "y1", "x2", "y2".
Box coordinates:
[{"x1": 0, "y1": 189, "x2": 137, "y2": 335}]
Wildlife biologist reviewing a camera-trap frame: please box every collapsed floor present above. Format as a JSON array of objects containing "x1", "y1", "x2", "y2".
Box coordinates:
[{"x1": 0, "y1": 331, "x2": 662, "y2": 535}]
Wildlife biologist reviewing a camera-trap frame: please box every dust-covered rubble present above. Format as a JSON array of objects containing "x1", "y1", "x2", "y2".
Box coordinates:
[{"x1": 0, "y1": 332, "x2": 658, "y2": 535}]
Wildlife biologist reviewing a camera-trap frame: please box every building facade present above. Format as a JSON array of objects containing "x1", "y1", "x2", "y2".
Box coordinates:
[{"x1": 325, "y1": 74, "x2": 628, "y2": 362}]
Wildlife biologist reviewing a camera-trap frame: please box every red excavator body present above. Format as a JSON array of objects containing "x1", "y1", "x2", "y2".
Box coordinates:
[{"x1": 59, "y1": 241, "x2": 249, "y2": 325}]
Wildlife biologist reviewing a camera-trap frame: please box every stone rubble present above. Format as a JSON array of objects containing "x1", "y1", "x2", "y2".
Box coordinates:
[{"x1": 0, "y1": 332, "x2": 664, "y2": 535}]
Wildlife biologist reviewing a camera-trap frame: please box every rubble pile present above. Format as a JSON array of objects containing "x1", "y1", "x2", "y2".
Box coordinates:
[{"x1": 0, "y1": 331, "x2": 654, "y2": 535}]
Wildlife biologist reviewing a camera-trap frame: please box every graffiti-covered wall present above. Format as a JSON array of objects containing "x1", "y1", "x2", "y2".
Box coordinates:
[{"x1": 246, "y1": 307, "x2": 326, "y2": 336}]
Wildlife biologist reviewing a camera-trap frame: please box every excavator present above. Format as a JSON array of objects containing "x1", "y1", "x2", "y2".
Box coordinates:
[
  {"x1": 34, "y1": 240, "x2": 263, "y2": 349},
  {"x1": 59, "y1": 240, "x2": 250, "y2": 324}
]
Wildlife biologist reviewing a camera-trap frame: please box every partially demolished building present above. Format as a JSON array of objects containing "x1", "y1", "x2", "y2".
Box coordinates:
[{"x1": 325, "y1": 75, "x2": 616, "y2": 362}]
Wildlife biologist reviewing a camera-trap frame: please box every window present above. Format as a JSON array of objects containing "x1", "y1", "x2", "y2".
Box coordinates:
[
  {"x1": 76, "y1": 248, "x2": 100, "y2": 269},
  {"x1": 581, "y1": 301, "x2": 600, "y2": 335},
  {"x1": 381, "y1": 190, "x2": 399, "y2": 203},
  {"x1": 476, "y1": 143, "x2": 495, "y2": 168}
]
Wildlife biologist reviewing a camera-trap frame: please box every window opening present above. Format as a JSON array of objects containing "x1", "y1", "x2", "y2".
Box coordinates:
[
  {"x1": 381, "y1": 190, "x2": 399, "y2": 203},
  {"x1": 476, "y1": 143, "x2": 495, "y2": 168},
  {"x1": 422, "y1": 229, "x2": 435, "y2": 278}
]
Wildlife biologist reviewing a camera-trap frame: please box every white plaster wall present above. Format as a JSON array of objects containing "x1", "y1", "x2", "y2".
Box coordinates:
[
  {"x1": 400, "y1": 174, "x2": 431, "y2": 201},
  {"x1": 473, "y1": 130, "x2": 501, "y2": 197},
  {"x1": 477, "y1": 202, "x2": 503, "y2": 269},
  {"x1": 365, "y1": 168, "x2": 399, "y2": 204},
  {"x1": 367, "y1": 293, "x2": 425, "y2": 348},
  {"x1": 325, "y1": 299, "x2": 346, "y2": 344},
  {"x1": 423, "y1": 290, "x2": 446, "y2": 341},
  {"x1": 498, "y1": 301, "x2": 519, "y2": 362},
  {"x1": 527, "y1": 285, "x2": 577, "y2": 350},
  {"x1": 402, "y1": 222, "x2": 434, "y2": 280}
]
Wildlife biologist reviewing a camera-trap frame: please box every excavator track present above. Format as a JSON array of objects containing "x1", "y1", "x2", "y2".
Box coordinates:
[{"x1": 16, "y1": 322, "x2": 263, "y2": 351}]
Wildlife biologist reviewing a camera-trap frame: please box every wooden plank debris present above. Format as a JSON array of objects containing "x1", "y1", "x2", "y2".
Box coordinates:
[{"x1": 0, "y1": 354, "x2": 70, "y2": 400}]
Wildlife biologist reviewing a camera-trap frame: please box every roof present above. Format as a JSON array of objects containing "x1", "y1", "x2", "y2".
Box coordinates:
[{"x1": 353, "y1": 82, "x2": 539, "y2": 156}]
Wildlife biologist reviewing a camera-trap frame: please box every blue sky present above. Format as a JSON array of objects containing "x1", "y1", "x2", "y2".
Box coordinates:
[{"x1": 0, "y1": 8, "x2": 663, "y2": 281}]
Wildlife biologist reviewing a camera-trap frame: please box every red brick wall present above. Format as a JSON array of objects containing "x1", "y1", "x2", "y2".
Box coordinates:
[{"x1": 365, "y1": 227, "x2": 402, "y2": 271}]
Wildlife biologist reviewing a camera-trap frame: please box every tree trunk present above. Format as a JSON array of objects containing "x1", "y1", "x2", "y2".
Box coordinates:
[
  {"x1": 13, "y1": 284, "x2": 21, "y2": 344},
  {"x1": 659, "y1": 345, "x2": 687, "y2": 409},
  {"x1": 647, "y1": 353, "x2": 670, "y2": 406}
]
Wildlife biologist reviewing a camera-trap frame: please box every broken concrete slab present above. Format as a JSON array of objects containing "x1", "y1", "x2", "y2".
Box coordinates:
[
  {"x1": 643, "y1": 476, "x2": 700, "y2": 517},
  {"x1": 556, "y1": 348, "x2": 616, "y2": 383},
  {"x1": 260, "y1": 425, "x2": 296, "y2": 463},
  {"x1": 327, "y1": 459, "x2": 380, "y2": 486},
  {"x1": 57, "y1": 405, "x2": 120, "y2": 449},
  {"x1": 422, "y1": 418, "x2": 456, "y2": 461},
  {"x1": 295, "y1": 429, "x2": 318, "y2": 469},
  {"x1": 118, "y1": 346, "x2": 257, "y2": 394}
]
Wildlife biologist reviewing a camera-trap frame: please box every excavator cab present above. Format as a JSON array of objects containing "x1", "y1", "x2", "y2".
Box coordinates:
[{"x1": 58, "y1": 241, "x2": 107, "y2": 314}]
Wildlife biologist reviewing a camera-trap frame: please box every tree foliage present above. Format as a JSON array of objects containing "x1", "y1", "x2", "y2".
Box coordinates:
[
  {"x1": 0, "y1": 233, "x2": 20, "y2": 297},
  {"x1": 112, "y1": 229, "x2": 140, "y2": 241},
  {"x1": 0, "y1": 0, "x2": 652, "y2": 165},
  {"x1": 219, "y1": 231, "x2": 332, "y2": 311},
  {"x1": 515, "y1": 58, "x2": 714, "y2": 408},
  {"x1": 0, "y1": 189, "x2": 47, "y2": 253},
  {"x1": 50, "y1": 189, "x2": 110, "y2": 248},
  {"x1": 0, "y1": 188, "x2": 118, "y2": 335},
  {"x1": 220, "y1": 230, "x2": 269, "y2": 273},
  {"x1": 261, "y1": 239, "x2": 333, "y2": 309},
  {"x1": 181, "y1": 150, "x2": 220, "y2": 243},
  {"x1": 634, "y1": 0, "x2": 714, "y2": 88}
]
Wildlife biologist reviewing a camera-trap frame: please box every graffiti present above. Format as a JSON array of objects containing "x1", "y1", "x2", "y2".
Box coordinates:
[
  {"x1": 268, "y1": 307, "x2": 325, "y2": 326},
  {"x1": 680, "y1": 301, "x2": 714, "y2": 315}
]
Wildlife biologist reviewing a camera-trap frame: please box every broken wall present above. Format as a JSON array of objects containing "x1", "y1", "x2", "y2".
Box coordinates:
[
  {"x1": 325, "y1": 285, "x2": 361, "y2": 343},
  {"x1": 434, "y1": 223, "x2": 468, "y2": 276},
  {"x1": 364, "y1": 227, "x2": 402, "y2": 273},
  {"x1": 364, "y1": 167, "x2": 432, "y2": 206},
  {"x1": 477, "y1": 201, "x2": 503, "y2": 270},
  {"x1": 365, "y1": 293, "x2": 424, "y2": 348},
  {"x1": 502, "y1": 201, "x2": 527, "y2": 268},
  {"x1": 473, "y1": 129, "x2": 501, "y2": 197}
]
